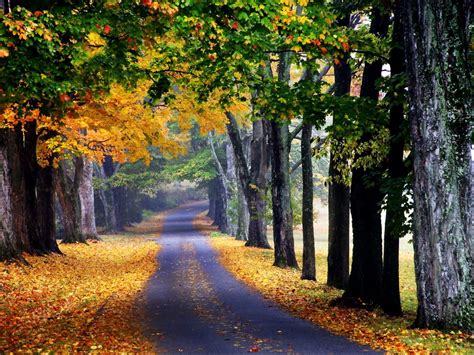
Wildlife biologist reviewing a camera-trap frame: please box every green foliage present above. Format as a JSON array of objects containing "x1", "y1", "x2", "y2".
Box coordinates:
[{"x1": 160, "y1": 150, "x2": 218, "y2": 187}]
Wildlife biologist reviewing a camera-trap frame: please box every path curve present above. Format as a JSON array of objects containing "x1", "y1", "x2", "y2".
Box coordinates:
[{"x1": 143, "y1": 201, "x2": 375, "y2": 354}]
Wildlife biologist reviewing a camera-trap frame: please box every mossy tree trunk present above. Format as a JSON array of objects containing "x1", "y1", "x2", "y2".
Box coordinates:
[{"x1": 403, "y1": 0, "x2": 473, "y2": 331}]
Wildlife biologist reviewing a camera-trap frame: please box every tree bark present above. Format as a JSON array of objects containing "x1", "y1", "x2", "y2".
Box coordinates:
[
  {"x1": 95, "y1": 162, "x2": 118, "y2": 231},
  {"x1": 403, "y1": 0, "x2": 473, "y2": 331},
  {"x1": 381, "y1": 3, "x2": 404, "y2": 317},
  {"x1": 343, "y1": 10, "x2": 389, "y2": 306},
  {"x1": 0, "y1": 133, "x2": 20, "y2": 261},
  {"x1": 5, "y1": 129, "x2": 30, "y2": 254},
  {"x1": 270, "y1": 52, "x2": 298, "y2": 268},
  {"x1": 55, "y1": 160, "x2": 86, "y2": 243},
  {"x1": 226, "y1": 112, "x2": 271, "y2": 248},
  {"x1": 301, "y1": 123, "x2": 316, "y2": 280},
  {"x1": 208, "y1": 132, "x2": 232, "y2": 234},
  {"x1": 327, "y1": 14, "x2": 351, "y2": 290},
  {"x1": 78, "y1": 158, "x2": 99, "y2": 240}
]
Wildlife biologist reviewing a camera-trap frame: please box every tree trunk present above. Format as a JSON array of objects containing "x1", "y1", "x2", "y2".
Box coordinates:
[
  {"x1": 327, "y1": 15, "x2": 351, "y2": 290},
  {"x1": 95, "y1": 162, "x2": 118, "y2": 231},
  {"x1": 5, "y1": 129, "x2": 30, "y2": 254},
  {"x1": 403, "y1": 0, "x2": 473, "y2": 331},
  {"x1": 226, "y1": 112, "x2": 271, "y2": 248},
  {"x1": 381, "y1": 4, "x2": 404, "y2": 317},
  {"x1": 235, "y1": 179, "x2": 250, "y2": 241},
  {"x1": 301, "y1": 123, "x2": 315, "y2": 280},
  {"x1": 36, "y1": 165, "x2": 61, "y2": 253},
  {"x1": 343, "y1": 11, "x2": 389, "y2": 306},
  {"x1": 78, "y1": 158, "x2": 99, "y2": 240},
  {"x1": 0, "y1": 133, "x2": 20, "y2": 261},
  {"x1": 55, "y1": 160, "x2": 86, "y2": 243},
  {"x1": 270, "y1": 52, "x2": 298, "y2": 268},
  {"x1": 208, "y1": 133, "x2": 232, "y2": 234}
]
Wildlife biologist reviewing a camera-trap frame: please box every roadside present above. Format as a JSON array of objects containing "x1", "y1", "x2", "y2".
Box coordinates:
[
  {"x1": 195, "y1": 212, "x2": 474, "y2": 353},
  {"x1": 0, "y1": 211, "x2": 166, "y2": 353}
]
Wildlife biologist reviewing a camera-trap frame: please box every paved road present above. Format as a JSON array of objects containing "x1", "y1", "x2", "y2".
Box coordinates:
[{"x1": 143, "y1": 202, "x2": 375, "y2": 354}]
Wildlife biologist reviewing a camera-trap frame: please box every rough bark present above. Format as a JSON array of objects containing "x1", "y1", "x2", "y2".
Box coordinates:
[
  {"x1": 327, "y1": 14, "x2": 351, "y2": 290},
  {"x1": 301, "y1": 123, "x2": 316, "y2": 280},
  {"x1": 226, "y1": 112, "x2": 271, "y2": 248},
  {"x1": 78, "y1": 158, "x2": 99, "y2": 240},
  {"x1": 403, "y1": 0, "x2": 473, "y2": 331},
  {"x1": 343, "y1": 10, "x2": 389, "y2": 306},
  {"x1": 55, "y1": 160, "x2": 86, "y2": 243},
  {"x1": 381, "y1": 4, "x2": 404, "y2": 316}
]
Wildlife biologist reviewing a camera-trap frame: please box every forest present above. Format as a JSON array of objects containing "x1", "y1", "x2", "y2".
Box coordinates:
[{"x1": 0, "y1": 0, "x2": 472, "y2": 353}]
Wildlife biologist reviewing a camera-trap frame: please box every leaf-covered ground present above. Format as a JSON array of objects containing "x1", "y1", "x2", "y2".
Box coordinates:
[
  {"x1": 196, "y1": 215, "x2": 474, "y2": 353},
  {"x1": 0, "y1": 213, "x2": 164, "y2": 353}
]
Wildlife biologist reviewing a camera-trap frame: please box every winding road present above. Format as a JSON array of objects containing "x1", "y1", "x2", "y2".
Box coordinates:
[{"x1": 143, "y1": 201, "x2": 374, "y2": 354}]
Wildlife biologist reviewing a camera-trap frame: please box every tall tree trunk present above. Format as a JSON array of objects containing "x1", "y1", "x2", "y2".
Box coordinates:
[
  {"x1": 270, "y1": 52, "x2": 298, "y2": 268},
  {"x1": 343, "y1": 10, "x2": 389, "y2": 306},
  {"x1": 327, "y1": 14, "x2": 351, "y2": 290},
  {"x1": 403, "y1": 0, "x2": 473, "y2": 331},
  {"x1": 225, "y1": 140, "x2": 239, "y2": 237},
  {"x1": 55, "y1": 160, "x2": 85, "y2": 243},
  {"x1": 301, "y1": 123, "x2": 315, "y2": 280},
  {"x1": 78, "y1": 158, "x2": 99, "y2": 240},
  {"x1": 381, "y1": 3, "x2": 404, "y2": 317},
  {"x1": 226, "y1": 112, "x2": 271, "y2": 248},
  {"x1": 235, "y1": 133, "x2": 251, "y2": 241},
  {"x1": 0, "y1": 134, "x2": 20, "y2": 261}
]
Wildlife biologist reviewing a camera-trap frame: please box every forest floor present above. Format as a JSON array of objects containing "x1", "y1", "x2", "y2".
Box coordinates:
[
  {"x1": 0, "y1": 212, "x2": 165, "y2": 353},
  {"x1": 199, "y1": 211, "x2": 474, "y2": 353}
]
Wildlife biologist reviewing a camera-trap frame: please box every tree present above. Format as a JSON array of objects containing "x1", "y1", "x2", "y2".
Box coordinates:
[
  {"x1": 381, "y1": 2, "x2": 405, "y2": 316},
  {"x1": 343, "y1": 8, "x2": 390, "y2": 307},
  {"x1": 403, "y1": 0, "x2": 473, "y2": 331},
  {"x1": 327, "y1": 13, "x2": 352, "y2": 289},
  {"x1": 301, "y1": 122, "x2": 315, "y2": 279}
]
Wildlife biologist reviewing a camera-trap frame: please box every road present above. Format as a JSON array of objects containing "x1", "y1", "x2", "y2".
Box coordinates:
[{"x1": 143, "y1": 201, "x2": 375, "y2": 354}]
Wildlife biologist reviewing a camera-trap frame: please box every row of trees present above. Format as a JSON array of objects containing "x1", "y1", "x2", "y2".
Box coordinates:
[
  {"x1": 0, "y1": 0, "x2": 472, "y2": 332},
  {"x1": 158, "y1": 0, "x2": 472, "y2": 331}
]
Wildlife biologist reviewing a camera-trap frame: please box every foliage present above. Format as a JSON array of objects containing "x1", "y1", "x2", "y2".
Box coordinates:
[
  {"x1": 209, "y1": 235, "x2": 474, "y2": 353},
  {"x1": 160, "y1": 149, "x2": 218, "y2": 187},
  {"x1": 0, "y1": 230, "x2": 161, "y2": 353}
]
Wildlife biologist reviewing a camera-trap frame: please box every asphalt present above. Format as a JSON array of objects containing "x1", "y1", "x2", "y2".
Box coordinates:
[{"x1": 143, "y1": 201, "x2": 376, "y2": 354}]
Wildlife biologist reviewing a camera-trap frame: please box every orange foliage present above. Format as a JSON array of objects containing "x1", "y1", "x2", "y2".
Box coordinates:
[
  {"x1": 200, "y1": 216, "x2": 474, "y2": 353},
  {"x1": 0, "y1": 212, "x2": 167, "y2": 353},
  {"x1": 0, "y1": 80, "x2": 239, "y2": 167}
]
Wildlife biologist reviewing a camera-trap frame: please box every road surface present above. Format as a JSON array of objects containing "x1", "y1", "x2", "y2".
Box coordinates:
[{"x1": 143, "y1": 201, "x2": 375, "y2": 354}]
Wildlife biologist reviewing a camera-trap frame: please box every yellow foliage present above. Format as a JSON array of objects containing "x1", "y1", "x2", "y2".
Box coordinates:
[{"x1": 0, "y1": 234, "x2": 160, "y2": 352}]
